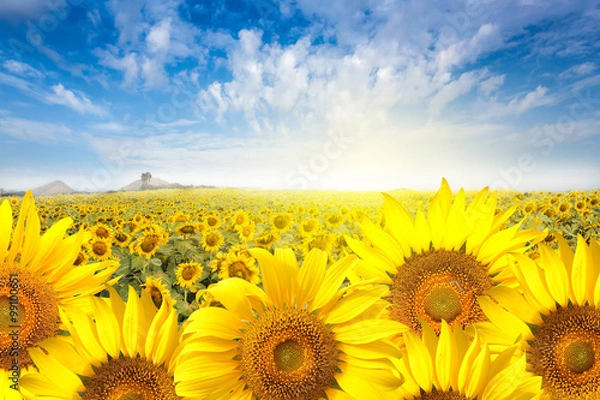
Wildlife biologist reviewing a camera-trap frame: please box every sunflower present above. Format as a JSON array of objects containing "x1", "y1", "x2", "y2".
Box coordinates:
[
  {"x1": 87, "y1": 237, "x2": 113, "y2": 261},
  {"x1": 0, "y1": 192, "x2": 118, "y2": 398},
  {"x1": 142, "y1": 276, "x2": 175, "y2": 309},
  {"x1": 233, "y1": 210, "x2": 250, "y2": 227},
  {"x1": 254, "y1": 232, "x2": 280, "y2": 250},
  {"x1": 130, "y1": 232, "x2": 165, "y2": 259},
  {"x1": 217, "y1": 253, "x2": 260, "y2": 284},
  {"x1": 175, "y1": 262, "x2": 203, "y2": 290},
  {"x1": 397, "y1": 320, "x2": 542, "y2": 400},
  {"x1": 112, "y1": 231, "x2": 131, "y2": 248},
  {"x1": 522, "y1": 201, "x2": 537, "y2": 215},
  {"x1": 174, "y1": 248, "x2": 406, "y2": 399},
  {"x1": 324, "y1": 213, "x2": 345, "y2": 228},
  {"x1": 299, "y1": 218, "x2": 321, "y2": 236},
  {"x1": 236, "y1": 221, "x2": 256, "y2": 242},
  {"x1": 202, "y1": 230, "x2": 224, "y2": 253},
  {"x1": 18, "y1": 286, "x2": 186, "y2": 399},
  {"x1": 175, "y1": 223, "x2": 199, "y2": 238},
  {"x1": 89, "y1": 223, "x2": 113, "y2": 240},
  {"x1": 476, "y1": 235, "x2": 600, "y2": 399},
  {"x1": 302, "y1": 232, "x2": 336, "y2": 258},
  {"x1": 345, "y1": 179, "x2": 545, "y2": 335},
  {"x1": 270, "y1": 212, "x2": 293, "y2": 233},
  {"x1": 204, "y1": 214, "x2": 221, "y2": 230}
]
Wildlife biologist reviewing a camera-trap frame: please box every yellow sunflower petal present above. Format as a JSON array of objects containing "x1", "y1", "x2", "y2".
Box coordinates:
[
  {"x1": 571, "y1": 235, "x2": 594, "y2": 305},
  {"x1": 0, "y1": 200, "x2": 12, "y2": 260},
  {"x1": 538, "y1": 243, "x2": 569, "y2": 305},
  {"x1": 435, "y1": 320, "x2": 458, "y2": 391},
  {"x1": 403, "y1": 329, "x2": 433, "y2": 389},
  {"x1": 326, "y1": 285, "x2": 388, "y2": 325},
  {"x1": 298, "y1": 248, "x2": 328, "y2": 307}
]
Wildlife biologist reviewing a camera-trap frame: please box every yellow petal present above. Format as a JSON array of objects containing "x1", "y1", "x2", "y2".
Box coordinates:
[
  {"x1": 326, "y1": 285, "x2": 388, "y2": 325},
  {"x1": 298, "y1": 248, "x2": 328, "y2": 307},
  {"x1": 312, "y1": 255, "x2": 356, "y2": 311},
  {"x1": 0, "y1": 200, "x2": 12, "y2": 261},
  {"x1": 538, "y1": 243, "x2": 569, "y2": 305},
  {"x1": 435, "y1": 320, "x2": 458, "y2": 391},
  {"x1": 403, "y1": 329, "x2": 433, "y2": 389}
]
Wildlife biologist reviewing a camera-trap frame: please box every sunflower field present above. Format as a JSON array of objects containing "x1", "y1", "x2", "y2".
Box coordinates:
[{"x1": 2, "y1": 180, "x2": 600, "y2": 399}]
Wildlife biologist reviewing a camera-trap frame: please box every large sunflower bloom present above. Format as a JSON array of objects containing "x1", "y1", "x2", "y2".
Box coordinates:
[
  {"x1": 476, "y1": 236, "x2": 600, "y2": 399},
  {"x1": 345, "y1": 179, "x2": 545, "y2": 335},
  {"x1": 0, "y1": 192, "x2": 118, "y2": 399},
  {"x1": 174, "y1": 248, "x2": 406, "y2": 400},
  {"x1": 18, "y1": 286, "x2": 184, "y2": 399},
  {"x1": 397, "y1": 320, "x2": 542, "y2": 400}
]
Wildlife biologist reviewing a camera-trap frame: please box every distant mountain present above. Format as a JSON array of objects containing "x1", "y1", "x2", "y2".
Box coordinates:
[
  {"x1": 121, "y1": 177, "x2": 180, "y2": 191},
  {"x1": 32, "y1": 180, "x2": 75, "y2": 196}
]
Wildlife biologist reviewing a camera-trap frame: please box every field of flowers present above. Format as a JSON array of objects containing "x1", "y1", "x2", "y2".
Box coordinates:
[{"x1": 2, "y1": 181, "x2": 600, "y2": 399}]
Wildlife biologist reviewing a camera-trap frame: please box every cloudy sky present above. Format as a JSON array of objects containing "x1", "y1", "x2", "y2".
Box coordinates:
[{"x1": 0, "y1": 0, "x2": 599, "y2": 192}]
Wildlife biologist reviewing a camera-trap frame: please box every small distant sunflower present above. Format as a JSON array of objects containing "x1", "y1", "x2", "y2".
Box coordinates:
[
  {"x1": 233, "y1": 210, "x2": 250, "y2": 227},
  {"x1": 397, "y1": 320, "x2": 541, "y2": 399},
  {"x1": 131, "y1": 232, "x2": 164, "y2": 259},
  {"x1": 87, "y1": 237, "x2": 113, "y2": 261},
  {"x1": 299, "y1": 218, "x2": 321, "y2": 236},
  {"x1": 324, "y1": 213, "x2": 345, "y2": 228},
  {"x1": 89, "y1": 223, "x2": 112, "y2": 240},
  {"x1": 176, "y1": 262, "x2": 203, "y2": 290},
  {"x1": 18, "y1": 286, "x2": 186, "y2": 399},
  {"x1": 270, "y1": 212, "x2": 293, "y2": 233},
  {"x1": 142, "y1": 276, "x2": 175, "y2": 309},
  {"x1": 175, "y1": 223, "x2": 199, "y2": 238},
  {"x1": 112, "y1": 231, "x2": 131, "y2": 248},
  {"x1": 254, "y1": 232, "x2": 280, "y2": 250},
  {"x1": 556, "y1": 201, "x2": 571, "y2": 215},
  {"x1": 174, "y1": 249, "x2": 406, "y2": 399},
  {"x1": 0, "y1": 192, "x2": 118, "y2": 398},
  {"x1": 345, "y1": 179, "x2": 545, "y2": 335},
  {"x1": 204, "y1": 214, "x2": 221, "y2": 230},
  {"x1": 302, "y1": 232, "x2": 335, "y2": 257},
  {"x1": 202, "y1": 231, "x2": 224, "y2": 253},
  {"x1": 477, "y1": 236, "x2": 600, "y2": 399},
  {"x1": 236, "y1": 221, "x2": 256, "y2": 242},
  {"x1": 522, "y1": 201, "x2": 537, "y2": 215},
  {"x1": 217, "y1": 253, "x2": 260, "y2": 284}
]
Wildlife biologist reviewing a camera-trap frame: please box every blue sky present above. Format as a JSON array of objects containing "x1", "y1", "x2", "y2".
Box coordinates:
[{"x1": 0, "y1": 0, "x2": 599, "y2": 192}]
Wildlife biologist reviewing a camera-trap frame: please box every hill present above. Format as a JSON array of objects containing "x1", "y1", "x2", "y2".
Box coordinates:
[
  {"x1": 32, "y1": 180, "x2": 75, "y2": 196},
  {"x1": 121, "y1": 177, "x2": 179, "y2": 191}
]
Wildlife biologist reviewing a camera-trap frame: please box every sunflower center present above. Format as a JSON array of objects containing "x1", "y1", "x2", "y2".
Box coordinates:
[
  {"x1": 206, "y1": 233, "x2": 218, "y2": 246},
  {"x1": 275, "y1": 339, "x2": 305, "y2": 372},
  {"x1": 564, "y1": 341, "x2": 595, "y2": 374},
  {"x1": 96, "y1": 227, "x2": 110, "y2": 238},
  {"x1": 274, "y1": 216, "x2": 288, "y2": 229},
  {"x1": 0, "y1": 264, "x2": 60, "y2": 370},
  {"x1": 93, "y1": 241, "x2": 108, "y2": 255},
  {"x1": 423, "y1": 286, "x2": 462, "y2": 323},
  {"x1": 230, "y1": 262, "x2": 249, "y2": 280},
  {"x1": 390, "y1": 249, "x2": 493, "y2": 335},
  {"x1": 82, "y1": 356, "x2": 179, "y2": 400},
  {"x1": 240, "y1": 308, "x2": 338, "y2": 400},
  {"x1": 149, "y1": 287, "x2": 163, "y2": 309},
  {"x1": 180, "y1": 226, "x2": 195, "y2": 234},
  {"x1": 181, "y1": 267, "x2": 195, "y2": 281},
  {"x1": 530, "y1": 304, "x2": 600, "y2": 398},
  {"x1": 141, "y1": 237, "x2": 158, "y2": 252}
]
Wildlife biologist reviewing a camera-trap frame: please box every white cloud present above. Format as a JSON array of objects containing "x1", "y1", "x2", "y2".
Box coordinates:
[
  {"x1": 0, "y1": 0, "x2": 66, "y2": 22},
  {"x1": 147, "y1": 19, "x2": 171, "y2": 54},
  {"x1": 2, "y1": 60, "x2": 44, "y2": 79},
  {"x1": 0, "y1": 114, "x2": 71, "y2": 142},
  {"x1": 559, "y1": 62, "x2": 597, "y2": 79},
  {"x1": 429, "y1": 70, "x2": 486, "y2": 118},
  {"x1": 479, "y1": 74, "x2": 505, "y2": 97},
  {"x1": 45, "y1": 84, "x2": 107, "y2": 116},
  {"x1": 506, "y1": 86, "x2": 550, "y2": 115}
]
